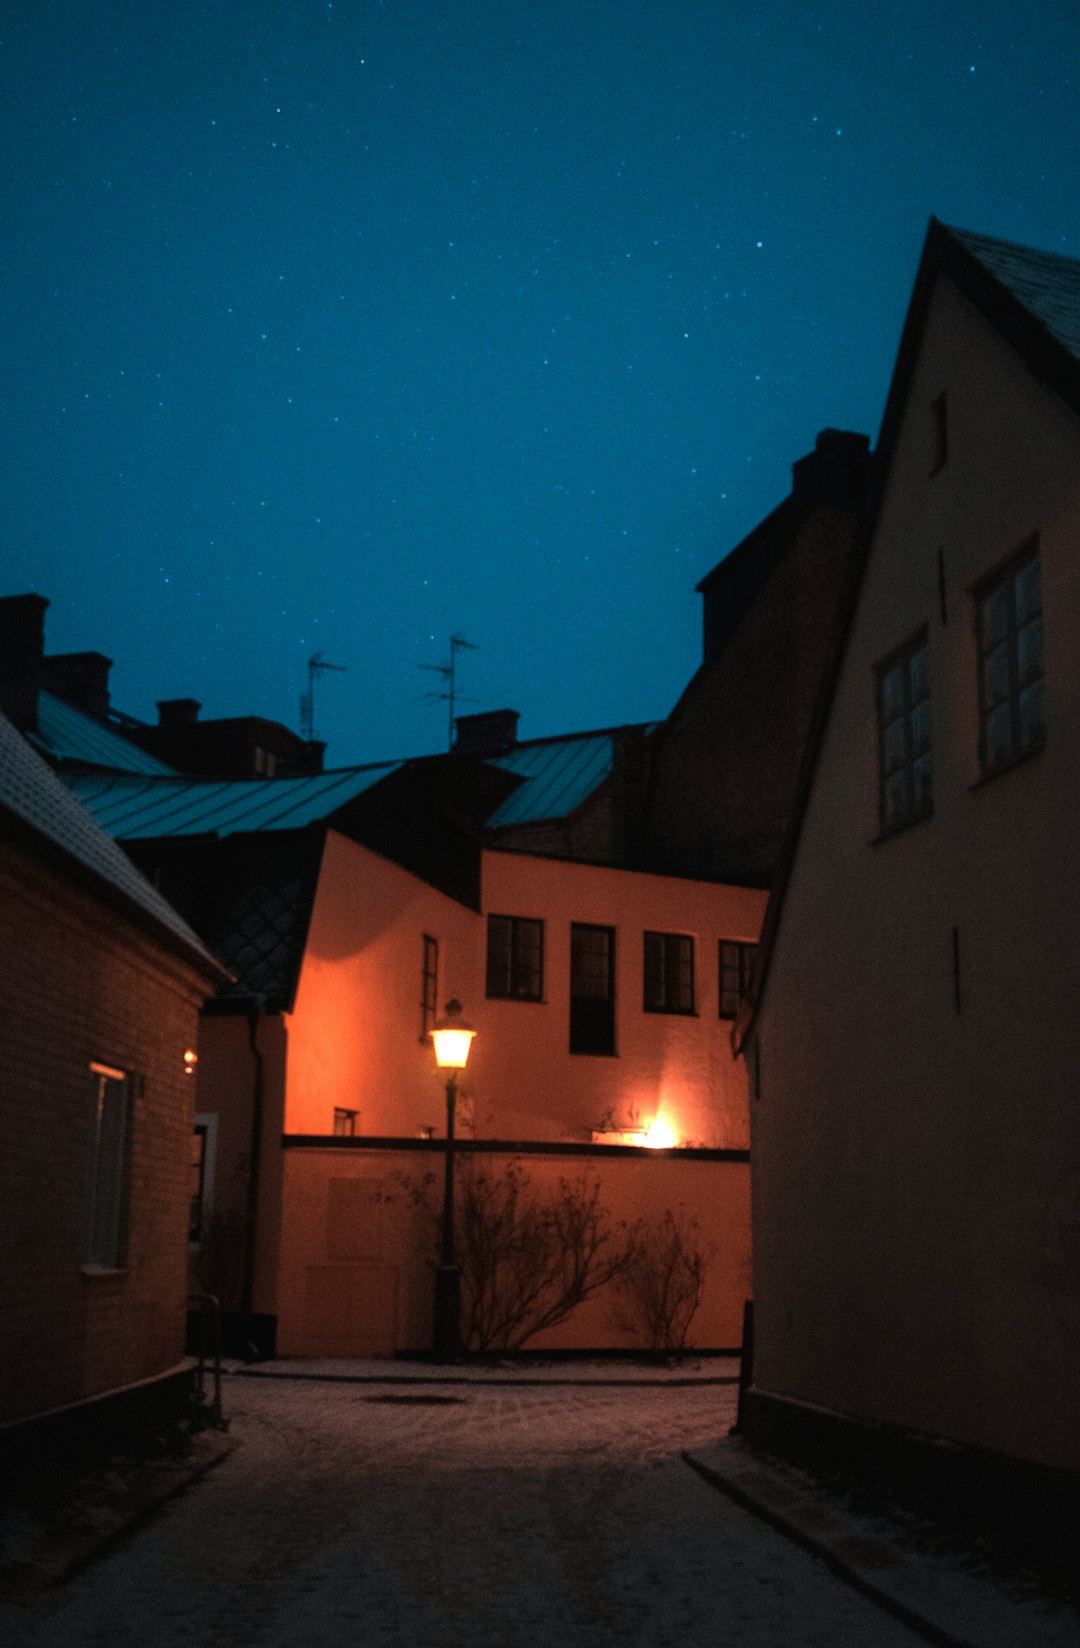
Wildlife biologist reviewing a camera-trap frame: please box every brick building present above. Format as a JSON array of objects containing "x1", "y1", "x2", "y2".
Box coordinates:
[
  {"x1": 644, "y1": 428, "x2": 871, "y2": 887},
  {"x1": 0, "y1": 714, "x2": 228, "y2": 1429}
]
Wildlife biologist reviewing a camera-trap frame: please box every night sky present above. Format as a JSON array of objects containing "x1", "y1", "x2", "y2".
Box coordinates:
[{"x1": 5, "y1": 3, "x2": 1080, "y2": 765}]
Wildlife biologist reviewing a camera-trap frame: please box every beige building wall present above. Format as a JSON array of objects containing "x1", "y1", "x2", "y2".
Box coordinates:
[{"x1": 749, "y1": 274, "x2": 1080, "y2": 1472}]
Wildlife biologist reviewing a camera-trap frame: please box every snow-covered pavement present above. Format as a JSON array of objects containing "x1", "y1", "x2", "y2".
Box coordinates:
[{"x1": 0, "y1": 1374, "x2": 1068, "y2": 1646}]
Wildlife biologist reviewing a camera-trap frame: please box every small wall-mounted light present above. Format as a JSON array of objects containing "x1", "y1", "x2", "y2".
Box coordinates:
[{"x1": 183, "y1": 1049, "x2": 198, "y2": 1076}]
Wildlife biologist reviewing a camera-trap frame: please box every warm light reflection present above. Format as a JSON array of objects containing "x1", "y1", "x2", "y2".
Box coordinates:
[
  {"x1": 183, "y1": 1049, "x2": 198, "y2": 1076},
  {"x1": 643, "y1": 1117, "x2": 678, "y2": 1149}
]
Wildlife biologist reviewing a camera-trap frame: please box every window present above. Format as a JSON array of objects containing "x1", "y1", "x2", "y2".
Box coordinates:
[
  {"x1": 719, "y1": 940, "x2": 757, "y2": 1019},
  {"x1": 87, "y1": 1063, "x2": 130, "y2": 1268},
  {"x1": 877, "y1": 636, "x2": 933, "y2": 831},
  {"x1": 420, "y1": 934, "x2": 438, "y2": 1039},
  {"x1": 978, "y1": 549, "x2": 1044, "y2": 775},
  {"x1": 930, "y1": 391, "x2": 948, "y2": 474},
  {"x1": 333, "y1": 1108, "x2": 358, "y2": 1137},
  {"x1": 190, "y1": 1123, "x2": 208, "y2": 1242},
  {"x1": 486, "y1": 914, "x2": 543, "y2": 1000},
  {"x1": 570, "y1": 924, "x2": 616, "y2": 1055},
  {"x1": 643, "y1": 931, "x2": 694, "y2": 1014}
]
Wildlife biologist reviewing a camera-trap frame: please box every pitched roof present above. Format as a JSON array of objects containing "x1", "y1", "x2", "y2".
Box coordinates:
[
  {"x1": 64, "y1": 763, "x2": 401, "y2": 840},
  {"x1": 736, "y1": 218, "x2": 1080, "y2": 1050},
  {"x1": 0, "y1": 712, "x2": 228, "y2": 982},
  {"x1": 949, "y1": 225, "x2": 1080, "y2": 360},
  {"x1": 486, "y1": 730, "x2": 640, "y2": 826},
  {"x1": 31, "y1": 690, "x2": 177, "y2": 775}
]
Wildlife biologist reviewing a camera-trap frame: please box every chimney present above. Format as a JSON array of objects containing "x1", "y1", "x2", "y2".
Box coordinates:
[
  {"x1": 41, "y1": 651, "x2": 113, "y2": 720},
  {"x1": 0, "y1": 592, "x2": 48, "y2": 732},
  {"x1": 157, "y1": 698, "x2": 201, "y2": 728},
  {"x1": 791, "y1": 428, "x2": 871, "y2": 504},
  {"x1": 454, "y1": 709, "x2": 520, "y2": 757}
]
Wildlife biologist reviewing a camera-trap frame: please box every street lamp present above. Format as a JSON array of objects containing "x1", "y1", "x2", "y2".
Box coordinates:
[{"x1": 429, "y1": 999, "x2": 476, "y2": 1360}]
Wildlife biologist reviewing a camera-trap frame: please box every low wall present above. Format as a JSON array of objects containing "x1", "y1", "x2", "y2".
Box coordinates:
[{"x1": 276, "y1": 1138, "x2": 751, "y2": 1357}]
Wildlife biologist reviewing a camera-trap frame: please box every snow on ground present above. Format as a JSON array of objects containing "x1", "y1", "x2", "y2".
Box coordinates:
[{"x1": 0, "y1": 1372, "x2": 1074, "y2": 1647}]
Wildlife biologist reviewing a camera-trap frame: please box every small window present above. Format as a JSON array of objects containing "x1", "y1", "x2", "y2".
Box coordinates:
[
  {"x1": 978, "y1": 548, "x2": 1044, "y2": 775},
  {"x1": 333, "y1": 1108, "x2": 358, "y2": 1137},
  {"x1": 877, "y1": 635, "x2": 933, "y2": 831},
  {"x1": 930, "y1": 391, "x2": 948, "y2": 474},
  {"x1": 570, "y1": 924, "x2": 616, "y2": 1055},
  {"x1": 420, "y1": 934, "x2": 439, "y2": 1039},
  {"x1": 719, "y1": 940, "x2": 757, "y2": 1019},
  {"x1": 486, "y1": 914, "x2": 544, "y2": 1000},
  {"x1": 87, "y1": 1063, "x2": 131, "y2": 1268},
  {"x1": 190, "y1": 1123, "x2": 208, "y2": 1242},
  {"x1": 643, "y1": 931, "x2": 694, "y2": 1014}
]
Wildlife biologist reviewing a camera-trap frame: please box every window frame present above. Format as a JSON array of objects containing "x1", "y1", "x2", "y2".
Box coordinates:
[
  {"x1": 333, "y1": 1107, "x2": 358, "y2": 1138},
  {"x1": 86, "y1": 1062, "x2": 131, "y2": 1271},
  {"x1": 975, "y1": 543, "x2": 1045, "y2": 779},
  {"x1": 643, "y1": 931, "x2": 695, "y2": 1016},
  {"x1": 569, "y1": 922, "x2": 617, "y2": 1056},
  {"x1": 486, "y1": 913, "x2": 545, "y2": 1002},
  {"x1": 718, "y1": 939, "x2": 757, "y2": 1020},
  {"x1": 420, "y1": 933, "x2": 439, "y2": 1040},
  {"x1": 876, "y1": 629, "x2": 933, "y2": 835}
]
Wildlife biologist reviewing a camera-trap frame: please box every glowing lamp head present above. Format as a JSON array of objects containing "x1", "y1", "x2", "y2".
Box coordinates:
[
  {"x1": 183, "y1": 1049, "x2": 198, "y2": 1076},
  {"x1": 429, "y1": 999, "x2": 476, "y2": 1070}
]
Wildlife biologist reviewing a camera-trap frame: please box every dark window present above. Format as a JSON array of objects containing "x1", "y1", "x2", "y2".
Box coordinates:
[
  {"x1": 719, "y1": 940, "x2": 757, "y2": 1019},
  {"x1": 643, "y1": 931, "x2": 694, "y2": 1014},
  {"x1": 190, "y1": 1123, "x2": 208, "y2": 1242},
  {"x1": 486, "y1": 915, "x2": 544, "y2": 1000},
  {"x1": 333, "y1": 1108, "x2": 358, "y2": 1137},
  {"x1": 420, "y1": 934, "x2": 438, "y2": 1039},
  {"x1": 978, "y1": 549, "x2": 1044, "y2": 775},
  {"x1": 930, "y1": 391, "x2": 948, "y2": 474},
  {"x1": 570, "y1": 924, "x2": 616, "y2": 1055},
  {"x1": 878, "y1": 636, "x2": 933, "y2": 831},
  {"x1": 88, "y1": 1063, "x2": 130, "y2": 1267}
]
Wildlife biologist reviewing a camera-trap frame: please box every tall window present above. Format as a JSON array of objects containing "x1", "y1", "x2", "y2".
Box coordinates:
[
  {"x1": 643, "y1": 931, "x2": 694, "y2": 1015},
  {"x1": 877, "y1": 636, "x2": 932, "y2": 831},
  {"x1": 420, "y1": 934, "x2": 439, "y2": 1039},
  {"x1": 87, "y1": 1063, "x2": 130, "y2": 1268},
  {"x1": 190, "y1": 1123, "x2": 208, "y2": 1242},
  {"x1": 719, "y1": 940, "x2": 757, "y2": 1019},
  {"x1": 486, "y1": 915, "x2": 544, "y2": 1000},
  {"x1": 570, "y1": 924, "x2": 616, "y2": 1055},
  {"x1": 978, "y1": 548, "x2": 1044, "y2": 775}
]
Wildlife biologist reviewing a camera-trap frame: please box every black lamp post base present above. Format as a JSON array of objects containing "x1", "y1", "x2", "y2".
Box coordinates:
[{"x1": 432, "y1": 1263, "x2": 463, "y2": 1361}]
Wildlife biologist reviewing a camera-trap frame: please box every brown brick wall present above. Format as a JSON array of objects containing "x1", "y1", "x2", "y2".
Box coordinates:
[
  {"x1": 0, "y1": 835, "x2": 213, "y2": 1423},
  {"x1": 645, "y1": 502, "x2": 861, "y2": 886}
]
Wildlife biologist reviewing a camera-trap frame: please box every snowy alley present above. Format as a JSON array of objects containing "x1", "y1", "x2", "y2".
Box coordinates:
[{"x1": 0, "y1": 1372, "x2": 1073, "y2": 1647}]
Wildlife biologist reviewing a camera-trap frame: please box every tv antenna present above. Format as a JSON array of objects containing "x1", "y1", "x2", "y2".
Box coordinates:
[
  {"x1": 300, "y1": 650, "x2": 346, "y2": 743},
  {"x1": 419, "y1": 633, "x2": 476, "y2": 752}
]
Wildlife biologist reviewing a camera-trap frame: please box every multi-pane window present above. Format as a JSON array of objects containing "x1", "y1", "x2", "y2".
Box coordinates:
[
  {"x1": 333, "y1": 1108, "x2": 358, "y2": 1137},
  {"x1": 486, "y1": 915, "x2": 544, "y2": 1000},
  {"x1": 978, "y1": 549, "x2": 1044, "y2": 774},
  {"x1": 420, "y1": 934, "x2": 439, "y2": 1039},
  {"x1": 87, "y1": 1063, "x2": 130, "y2": 1268},
  {"x1": 643, "y1": 931, "x2": 695, "y2": 1014},
  {"x1": 719, "y1": 940, "x2": 757, "y2": 1019},
  {"x1": 878, "y1": 637, "x2": 933, "y2": 831},
  {"x1": 570, "y1": 924, "x2": 616, "y2": 1055}
]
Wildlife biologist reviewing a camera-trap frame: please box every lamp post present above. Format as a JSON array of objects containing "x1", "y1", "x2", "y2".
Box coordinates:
[{"x1": 428, "y1": 999, "x2": 476, "y2": 1361}]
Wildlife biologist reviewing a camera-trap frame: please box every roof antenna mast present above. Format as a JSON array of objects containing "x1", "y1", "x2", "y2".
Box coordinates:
[
  {"x1": 419, "y1": 633, "x2": 477, "y2": 752},
  {"x1": 300, "y1": 651, "x2": 346, "y2": 743}
]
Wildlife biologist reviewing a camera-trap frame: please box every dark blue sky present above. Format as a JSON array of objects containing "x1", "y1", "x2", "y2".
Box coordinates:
[{"x1": 5, "y1": 2, "x2": 1079, "y2": 764}]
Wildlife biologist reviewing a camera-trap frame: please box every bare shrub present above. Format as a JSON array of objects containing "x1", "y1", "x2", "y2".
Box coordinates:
[{"x1": 615, "y1": 1208, "x2": 711, "y2": 1358}]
